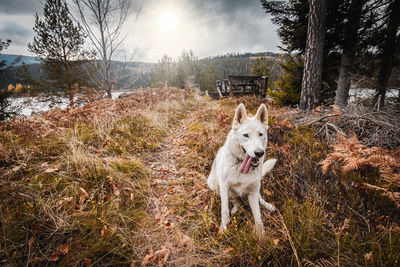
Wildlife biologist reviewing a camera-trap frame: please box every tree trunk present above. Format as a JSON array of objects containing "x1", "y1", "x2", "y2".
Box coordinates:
[
  {"x1": 335, "y1": 50, "x2": 353, "y2": 107},
  {"x1": 299, "y1": 0, "x2": 327, "y2": 111},
  {"x1": 373, "y1": 0, "x2": 400, "y2": 109},
  {"x1": 335, "y1": 0, "x2": 364, "y2": 108}
]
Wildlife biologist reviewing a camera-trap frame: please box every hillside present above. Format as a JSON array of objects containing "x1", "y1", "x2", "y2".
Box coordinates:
[
  {"x1": 0, "y1": 54, "x2": 155, "y2": 89},
  {"x1": 199, "y1": 52, "x2": 281, "y2": 79},
  {"x1": 1, "y1": 88, "x2": 399, "y2": 266},
  {"x1": 0, "y1": 54, "x2": 40, "y2": 66}
]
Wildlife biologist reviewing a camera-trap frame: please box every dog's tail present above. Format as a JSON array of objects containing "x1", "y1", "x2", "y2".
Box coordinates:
[{"x1": 262, "y1": 158, "x2": 277, "y2": 176}]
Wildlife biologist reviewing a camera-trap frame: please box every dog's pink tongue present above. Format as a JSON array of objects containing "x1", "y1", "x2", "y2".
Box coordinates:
[{"x1": 240, "y1": 154, "x2": 252, "y2": 174}]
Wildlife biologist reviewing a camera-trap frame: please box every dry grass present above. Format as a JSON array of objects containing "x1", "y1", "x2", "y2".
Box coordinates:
[{"x1": 1, "y1": 89, "x2": 400, "y2": 266}]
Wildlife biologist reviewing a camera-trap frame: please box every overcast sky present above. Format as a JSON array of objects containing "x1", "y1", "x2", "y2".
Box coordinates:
[{"x1": 0, "y1": 0, "x2": 281, "y2": 63}]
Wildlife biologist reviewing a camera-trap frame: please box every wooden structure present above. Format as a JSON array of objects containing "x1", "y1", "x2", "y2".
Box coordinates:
[{"x1": 214, "y1": 76, "x2": 268, "y2": 99}]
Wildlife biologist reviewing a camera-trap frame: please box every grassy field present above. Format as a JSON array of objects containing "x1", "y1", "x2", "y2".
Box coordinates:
[{"x1": 1, "y1": 87, "x2": 399, "y2": 266}]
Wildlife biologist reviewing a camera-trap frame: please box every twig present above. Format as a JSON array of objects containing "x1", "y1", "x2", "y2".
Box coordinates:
[{"x1": 277, "y1": 210, "x2": 301, "y2": 267}]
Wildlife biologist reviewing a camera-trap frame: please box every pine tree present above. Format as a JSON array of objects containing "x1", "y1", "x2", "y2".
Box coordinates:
[
  {"x1": 270, "y1": 55, "x2": 303, "y2": 105},
  {"x1": 150, "y1": 55, "x2": 173, "y2": 87},
  {"x1": 28, "y1": 0, "x2": 91, "y2": 106},
  {"x1": 170, "y1": 50, "x2": 201, "y2": 89},
  {"x1": 261, "y1": 0, "x2": 343, "y2": 104},
  {"x1": 335, "y1": 0, "x2": 365, "y2": 108},
  {"x1": 373, "y1": 0, "x2": 400, "y2": 109},
  {"x1": 299, "y1": 0, "x2": 328, "y2": 110},
  {"x1": 251, "y1": 57, "x2": 271, "y2": 77},
  {"x1": 199, "y1": 65, "x2": 221, "y2": 92}
]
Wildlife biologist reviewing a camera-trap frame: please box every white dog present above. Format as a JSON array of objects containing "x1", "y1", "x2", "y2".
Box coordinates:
[{"x1": 207, "y1": 103, "x2": 277, "y2": 231}]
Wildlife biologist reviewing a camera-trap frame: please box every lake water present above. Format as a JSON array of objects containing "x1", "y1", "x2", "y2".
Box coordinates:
[
  {"x1": 7, "y1": 91, "x2": 126, "y2": 117},
  {"x1": 348, "y1": 88, "x2": 399, "y2": 103}
]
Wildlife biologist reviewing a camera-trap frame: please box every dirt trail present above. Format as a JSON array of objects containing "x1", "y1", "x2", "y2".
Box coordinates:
[{"x1": 140, "y1": 102, "x2": 213, "y2": 262}]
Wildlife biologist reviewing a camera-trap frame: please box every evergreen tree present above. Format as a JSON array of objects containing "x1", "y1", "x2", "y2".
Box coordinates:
[
  {"x1": 335, "y1": 0, "x2": 365, "y2": 108},
  {"x1": 251, "y1": 57, "x2": 271, "y2": 77},
  {"x1": 28, "y1": 0, "x2": 91, "y2": 106},
  {"x1": 150, "y1": 55, "x2": 173, "y2": 87},
  {"x1": 300, "y1": 0, "x2": 327, "y2": 110},
  {"x1": 270, "y1": 55, "x2": 303, "y2": 105},
  {"x1": 169, "y1": 50, "x2": 201, "y2": 89},
  {"x1": 373, "y1": 0, "x2": 400, "y2": 108},
  {"x1": 251, "y1": 57, "x2": 273, "y2": 89},
  {"x1": 262, "y1": 0, "x2": 398, "y2": 108},
  {"x1": 199, "y1": 65, "x2": 221, "y2": 92}
]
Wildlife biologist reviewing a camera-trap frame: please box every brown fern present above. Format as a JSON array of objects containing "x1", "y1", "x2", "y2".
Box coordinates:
[{"x1": 321, "y1": 132, "x2": 400, "y2": 207}]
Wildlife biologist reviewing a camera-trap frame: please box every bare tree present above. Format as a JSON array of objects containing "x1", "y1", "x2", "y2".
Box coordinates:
[
  {"x1": 72, "y1": 0, "x2": 142, "y2": 98},
  {"x1": 299, "y1": 0, "x2": 327, "y2": 111}
]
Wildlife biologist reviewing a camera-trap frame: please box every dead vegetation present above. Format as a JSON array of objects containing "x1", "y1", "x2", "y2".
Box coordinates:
[
  {"x1": 297, "y1": 103, "x2": 400, "y2": 149},
  {"x1": 1, "y1": 89, "x2": 400, "y2": 266}
]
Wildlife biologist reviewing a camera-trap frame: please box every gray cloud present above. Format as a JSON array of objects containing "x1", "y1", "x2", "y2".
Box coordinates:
[
  {"x1": 0, "y1": 21, "x2": 32, "y2": 46},
  {"x1": 0, "y1": 0, "x2": 42, "y2": 14},
  {"x1": 0, "y1": 0, "x2": 280, "y2": 61},
  {"x1": 128, "y1": 0, "x2": 279, "y2": 62}
]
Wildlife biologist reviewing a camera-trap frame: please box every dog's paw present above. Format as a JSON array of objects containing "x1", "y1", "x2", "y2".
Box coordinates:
[
  {"x1": 262, "y1": 158, "x2": 277, "y2": 176},
  {"x1": 254, "y1": 223, "x2": 265, "y2": 237},
  {"x1": 265, "y1": 203, "x2": 276, "y2": 212},
  {"x1": 231, "y1": 205, "x2": 239, "y2": 215}
]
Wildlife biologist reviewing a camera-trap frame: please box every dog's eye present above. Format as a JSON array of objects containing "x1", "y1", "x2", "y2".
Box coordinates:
[
  {"x1": 259, "y1": 133, "x2": 263, "y2": 137},
  {"x1": 243, "y1": 133, "x2": 249, "y2": 138}
]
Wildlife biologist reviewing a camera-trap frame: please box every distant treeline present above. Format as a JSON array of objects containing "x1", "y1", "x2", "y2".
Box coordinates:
[
  {"x1": 203, "y1": 51, "x2": 279, "y2": 60},
  {"x1": 150, "y1": 51, "x2": 282, "y2": 92}
]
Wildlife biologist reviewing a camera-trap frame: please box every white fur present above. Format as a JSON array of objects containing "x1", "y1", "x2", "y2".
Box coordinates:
[{"x1": 207, "y1": 103, "x2": 277, "y2": 230}]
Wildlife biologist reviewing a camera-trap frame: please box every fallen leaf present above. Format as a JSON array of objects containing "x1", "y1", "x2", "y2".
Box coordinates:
[
  {"x1": 154, "y1": 246, "x2": 170, "y2": 265},
  {"x1": 63, "y1": 197, "x2": 73, "y2": 203},
  {"x1": 141, "y1": 246, "x2": 170, "y2": 266},
  {"x1": 44, "y1": 167, "x2": 59, "y2": 173},
  {"x1": 273, "y1": 239, "x2": 280, "y2": 246},
  {"x1": 41, "y1": 162, "x2": 49, "y2": 169},
  {"x1": 101, "y1": 225, "x2": 108, "y2": 237},
  {"x1": 57, "y1": 243, "x2": 69, "y2": 255},
  {"x1": 130, "y1": 261, "x2": 137, "y2": 267},
  {"x1": 223, "y1": 247, "x2": 234, "y2": 254},
  {"x1": 84, "y1": 258, "x2": 92, "y2": 267},
  {"x1": 12, "y1": 165, "x2": 22, "y2": 172},
  {"x1": 162, "y1": 220, "x2": 172, "y2": 228},
  {"x1": 141, "y1": 248, "x2": 154, "y2": 266},
  {"x1": 130, "y1": 193, "x2": 135, "y2": 202},
  {"x1": 364, "y1": 251, "x2": 373, "y2": 262},
  {"x1": 178, "y1": 232, "x2": 192, "y2": 247},
  {"x1": 79, "y1": 188, "x2": 89, "y2": 204},
  {"x1": 28, "y1": 236, "x2": 35, "y2": 250},
  {"x1": 113, "y1": 183, "x2": 120, "y2": 196},
  {"x1": 264, "y1": 189, "x2": 272, "y2": 196},
  {"x1": 49, "y1": 253, "x2": 60, "y2": 262}
]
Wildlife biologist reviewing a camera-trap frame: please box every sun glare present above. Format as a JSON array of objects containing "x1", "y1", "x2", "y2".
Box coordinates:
[{"x1": 157, "y1": 10, "x2": 179, "y2": 32}]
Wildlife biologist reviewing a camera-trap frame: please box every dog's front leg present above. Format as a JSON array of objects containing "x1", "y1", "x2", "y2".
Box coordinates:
[
  {"x1": 220, "y1": 186, "x2": 230, "y2": 230},
  {"x1": 248, "y1": 193, "x2": 264, "y2": 232}
]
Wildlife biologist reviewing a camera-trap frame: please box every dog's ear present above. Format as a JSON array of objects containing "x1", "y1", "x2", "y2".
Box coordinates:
[
  {"x1": 255, "y1": 104, "x2": 268, "y2": 127},
  {"x1": 232, "y1": 103, "x2": 247, "y2": 129}
]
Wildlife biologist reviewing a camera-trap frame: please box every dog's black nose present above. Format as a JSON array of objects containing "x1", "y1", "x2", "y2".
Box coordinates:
[{"x1": 255, "y1": 149, "x2": 264, "y2": 158}]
